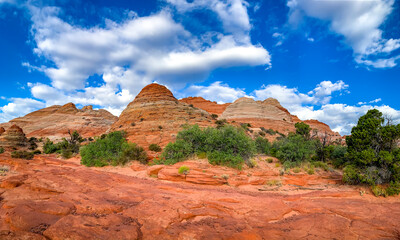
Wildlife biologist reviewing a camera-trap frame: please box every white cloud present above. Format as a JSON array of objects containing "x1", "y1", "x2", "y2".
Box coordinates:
[
  {"x1": 253, "y1": 80, "x2": 399, "y2": 135},
  {"x1": 184, "y1": 81, "x2": 248, "y2": 103},
  {"x1": 167, "y1": 0, "x2": 251, "y2": 43},
  {"x1": 287, "y1": 0, "x2": 400, "y2": 68},
  {"x1": 1, "y1": 3, "x2": 271, "y2": 122},
  {"x1": 0, "y1": 98, "x2": 45, "y2": 122}
]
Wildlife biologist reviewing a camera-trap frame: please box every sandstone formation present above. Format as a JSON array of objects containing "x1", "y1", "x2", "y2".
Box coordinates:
[
  {"x1": 1, "y1": 154, "x2": 399, "y2": 239},
  {"x1": 179, "y1": 97, "x2": 230, "y2": 116},
  {"x1": 0, "y1": 103, "x2": 117, "y2": 141},
  {"x1": 0, "y1": 127, "x2": 5, "y2": 136},
  {"x1": 111, "y1": 83, "x2": 212, "y2": 149},
  {"x1": 0, "y1": 125, "x2": 28, "y2": 149}
]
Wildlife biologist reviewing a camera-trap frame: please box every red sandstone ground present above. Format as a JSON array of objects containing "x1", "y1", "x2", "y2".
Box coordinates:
[{"x1": 1, "y1": 153, "x2": 399, "y2": 240}]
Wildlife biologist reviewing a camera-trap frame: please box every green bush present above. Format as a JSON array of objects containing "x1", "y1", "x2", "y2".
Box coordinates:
[
  {"x1": 211, "y1": 114, "x2": 218, "y2": 120},
  {"x1": 343, "y1": 109, "x2": 400, "y2": 192},
  {"x1": 273, "y1": 134, "x2": 316, "y2": 164},
  {"x1": 330, "y1": 145, "x2": 347, "y2": 168},
  {"x1": 207, "y1": 151, "x2": 244, "y2": 169},
  {"x1": 178, "y1": 165, "x2": 190, "y2": 175},
  {"x1": 33, "y1": 150, "x2": 41, "y2": 155},
  {"x1": 295, "y1": 122, "x2": 311, "y2": 139},
  {"x1": 149, "y1": 144, "x2": 162, "y2": 152},
  {"x1": 11, "y1": 151, "x2": 34, "y2": 160},
  {"x1": 255, "y1": 137, "x2": 271, "y2": 154},
  {"x1": 159, "y1": 140, "x2": 192, "y2": 165},
  {"x1": 0, "y1": 147, "x2": 4, "y2": 154},
  {"x1": 159, "y1": 124, "x2": 255, "y2": 169},
  {"x1": 80, "y1": 131, "x2": 148, "y2": 167}
]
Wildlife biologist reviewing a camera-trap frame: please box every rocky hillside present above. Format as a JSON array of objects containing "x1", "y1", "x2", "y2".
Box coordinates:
[
  {"x1": 0, "y1": 125, "x2": 27, "y2": 150},
  {"x1": 111, "y1": 84, "x2": 212, "y2": 149},
  {"x1": 0, "y1": 104, "x2": 117, "y2": 141}
]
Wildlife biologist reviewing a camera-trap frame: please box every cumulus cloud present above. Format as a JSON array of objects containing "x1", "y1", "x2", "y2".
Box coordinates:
[
  {"x1": 0, "y1": 98, "x2": 45, "y2": 122},
  {"x1": 3, "y1": 2, "x2": 270, "y2": 120},
  {"x1": 167, "y1": 0, "x2": 251, "y2": 43},
  {"x1": 287, "y1": 0, "x2": 400, "y2": 68},
  {"x1": 184, "y1": 81, "x2": 248, "y2": 103},
  {"x1": 253, "y1": 80, "x2": 399, "y2": 135}
]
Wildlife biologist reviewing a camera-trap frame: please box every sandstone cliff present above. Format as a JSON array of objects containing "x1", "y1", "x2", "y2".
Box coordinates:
[
  {"x1": 0, "y1": 103, "x2": 117, "y2": 140},
  {"x1": 111, "y1": 83, "x2": 212, "y2": 149}
]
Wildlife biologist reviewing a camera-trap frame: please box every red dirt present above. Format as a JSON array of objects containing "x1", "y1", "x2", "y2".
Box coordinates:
[{"x1": 1, "y1": 153, "x2": 399, "y2": 239}]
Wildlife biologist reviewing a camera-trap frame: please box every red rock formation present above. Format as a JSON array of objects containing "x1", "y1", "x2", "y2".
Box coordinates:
[
  {"x1": 111, "y1": 83, "x2": 213, "y2": 149},
  {"x1": 0, "y1": 127, "x2": 5, "y2": 136},
  {"x1": 1, "y1": 154, "x2": 399, "y2": 239},
  {"x1": 0, "y1": 103, "x2": 117, "y2": 141},
  {"x1": 0, "y1": 125, "x2": 28, "y2": 149},
  {"x1": 179, "y1": 97, "x2": 230, "y2": 116}
]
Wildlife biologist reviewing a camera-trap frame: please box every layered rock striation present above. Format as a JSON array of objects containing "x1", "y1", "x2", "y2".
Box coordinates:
[
  {"x1": 0, "y1": 125, "x2": 28, "y2": 149},
  {"x1": 0, "y1": 103, "x2": 117, "y2": 140},
  {"x1": 111, "y1": 83, "x2": 212, "y2": 149}
]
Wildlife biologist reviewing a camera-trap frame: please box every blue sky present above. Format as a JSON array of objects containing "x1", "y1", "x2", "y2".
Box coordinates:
[{"x1": 0, "y1": 0, "x2": 399, "y2": 135}]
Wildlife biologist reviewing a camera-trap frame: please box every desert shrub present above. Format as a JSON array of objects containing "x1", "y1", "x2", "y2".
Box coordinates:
[
  {"x1": 215, "y1": 119, "x2": 227, "y2": 128},
  {"x1": 33, "y1": 150, "x2": 41, "y2": 155},
  {"x1": 43, "y1": 131, "x2": 82, "y2": 159},
  {"x1": 292, "y1": 167, "x2": 301, "y2": 173},
  {"x1": 343, "y1": 110, "x2": 400, "y2": 195},
  {"x1": 273, "y1": 134, "x2": 316, "y2": 164},
  {"x1": 330, "y1": 145, "x2": 347, "y2": 168},
  {"x1": 207, "y1": 151, "x2": 244, "y2": 169},
  {"x1": 0, "y1": 147, "x2": 4, "y2": 154},
  {"x1": 149, "y1": 144, "x2": 162, "y2": 152},
  {"x1": 178, "y1": 165, "x2": 190, "y2": 175},
  {"x1": 295, "y1": 122, "x2": 311, "y2": 139},
  {"x1": 159, "y1": 124, "x2": 255, "y2": 169},
  {"x1": 43, "y1": 139, "x2": 59, "y2": 154},
  {"x1": 28, "y1": 137, "x2": 38, "y2": 150},
  {"x1": 80, "y1": 131, "x2": 148, "y2": 167},
  {"x1": 197, "y1": 152, "x2": 207, "y2": 159},
  {"x1": 267, "y1": 158, "x2": 273, "y2": 163},
  {"x1": 159, "y1": 140, "x2": 192, "y2": 165},
  {"x1": 11, "y1": 151, "x2": 34, "y2": 160},
  {"x1": 312, "y1": 161, "x2": 331, "y2": 171},
  {"x1": 255, "y1": 137, "x2": 271, "y2": 154},
  {"x1": 211, "y1": 114, "x2": 218, "y2": 120},
  {"x1": 258, "y1": 131, "x2": 266, "y2": 137}
]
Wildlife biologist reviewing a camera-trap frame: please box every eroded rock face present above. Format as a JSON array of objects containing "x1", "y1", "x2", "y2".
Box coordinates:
[
  {"x1": 0, "y1": 125, "x2": 27, "y2": 149},
  {"x1": 0, "y1": 103, "x2": 117, "y2": 141},
  {"x1": 0, "y1": 127, "x2": 5, "y2": 136},
  {"x1": 111, "y1": 83, "x2": 212, "y2": 149},
  {"x1": 1, "y1": 154, "x2": 399, "y2": 239},
  {"x1": 179, "y1": 97, "x2": 230, "y2": 116}
]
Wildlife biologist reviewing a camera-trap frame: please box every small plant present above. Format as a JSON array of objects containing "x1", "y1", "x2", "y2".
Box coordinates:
[
  {"x1": 266, "y1": 179, "x2": 282, "y2": 187},
  {"x1": 306, "y1": 167, "x2": 315, "y2": 175},
  {"x1": 140, "y1": 118, "x2": 144, "y2": 122},
  {"x1": 221, "y1": 174, "x2": 229, "y2": 180},
  {"x1": 197, "y1": 152, "x2": 207, "y2": 159},
  {"x1": 0, "y1": 147, "x2": 4, "y2": 154},
  {"x1": 33, "y1": 150, "x2": 41, "y2": 155},
  {"x1": 211, "y1": 114, "x2": 218, "y2": 120},
  {"x1": 178, "y1": 165, "x2": 190, "y2": 175},
  {"x1": 259, "y1": 131, "x2": 266, "y2": 136},
  {"x1": 11, "y1": 151, "x2": 34, "y2": 160},
  {"x1": 275, "y1": 163, "x2": 280, "y2": 168},
  {"x1": 215, "y1": 119, "x2": 227, "y2": 128},
  {"x1": 131, "y1": 122, "x2": 136, "y2": 127},
  {"x1": 292, "y1": 167, "x2": 301, "y2": 173},
  {"x1": 189, "y1": 104, "x2": 194, "y2": 108},
  {"x1": 158, "y1": 125, "x2": 163, "y2": 130},
  {"x1": 371, "y1": 185, "x2": 387, "y2": 197},
  {"x1": 149, "y1": 144, "x2": 162, "y2": 152},
  {"x1": 267, "y1": 158, "x2": 273, "y2": 163},
  {"x1": 0, "y1": 165, "x2": 10, "y2": 176}
]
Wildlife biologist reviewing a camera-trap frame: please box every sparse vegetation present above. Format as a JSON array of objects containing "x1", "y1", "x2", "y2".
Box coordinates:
[
  {"x1": 178, "y1": 165, "x2": 190, "y2": 175},
  {"x1": 158, "y1": 124, "x2": 255, "y2": 169},
  {"x1": 43, "y1": 130, "x2": 83, "y2": 159},
  {"x1": 80, "y1": 131, "x2": 148, "y2": 167},
  {"x1": 11, "y1": 150, "x2": 34, "y2": 160},
  {"x1": 149, "y1": 144, "x2": 162, "y2": 152},
  {"x1": 0, "y1": 147, "x2": 4, "y2": 154},
  {"x1": 211, "y1": 114, "x2": 218, "y2": 120}
]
